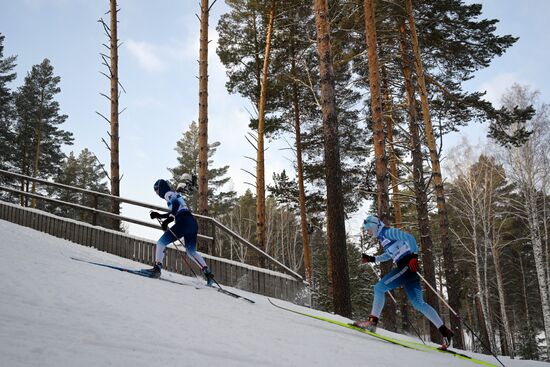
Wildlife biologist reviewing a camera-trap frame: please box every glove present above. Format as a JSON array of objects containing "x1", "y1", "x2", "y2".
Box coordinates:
[
  {"x1": 161, "y1": 216, "x2": 174, "y2": 231},
  {"x1": 361, "y1": 253, "x2": 376, "y2": 264},
  {"x1": 408, "y1": 254, "x2": 419, "y2": 272},
  {"x1": 150, "y1": 211, "x2": 162, "y2": 219}
]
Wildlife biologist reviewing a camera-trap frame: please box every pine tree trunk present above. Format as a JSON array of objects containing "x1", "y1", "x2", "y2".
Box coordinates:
[
  {"x1": 381, "y1": 68, "x2": 402, "y2": 228},
  {"x1": 404, "y1": 0, "x2": 463, "y2": 345},
  {"x1": 109, "y1": 0, "x2": 120, "y2": 230},
  {"x1": 397, "y1": 19, "x2": 440, "y2": 342},
  {"x1": 364, "y1": 0, "x2": 395, "y2": 331},
  {"x1": 314, "y1": 0, "x2": 352, "y2": 317},
  {"x1": 519, "y1": 255, "x2": 537, "y2": 352},
  {"x1": 31, "y1": 94, "x2": 44, "y2": 209},
  {"x1": 197, "y1": 0, "x2": 209, "y2": 218},
  {"x1": 290, "y1": 32, "x2": 313, "y2": 284},
  {"x1": 255, "y1": 0, "x2": 276, "y2": 268}
]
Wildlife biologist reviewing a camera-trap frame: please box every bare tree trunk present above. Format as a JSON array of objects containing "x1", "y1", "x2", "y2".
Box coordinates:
[
  {"x1": 473, "y1": 203, "x2": 495, "y2": 353},
  {"x1": 255, "y1": 0, "x2": 276, "y2": 268},
  {"x1": 475, "y1": 295, "x2": 491, "y2": 353},
  {"x1": 364, "y1": 0, "x2": 395, "y2": 330},
  {"x1": 397, "y1": 19, "x2": 440, "y2": 342},
  {"x1": 197, "y1": 0, "x2": 210, "y2": 218},
  {"x1": 314, "y1": 0, "x2": 352, "y2": 317},
  {"x1": 493, "y1": 244, "x2": 514, "y2": 357},
  {"x1": 479, "y1": 172, "x2": 497, "y2": 353},
  {"x1": 525, "y1": 188, "x2": 550, "y2": 359},
  {"x1": 109, "y1": 0, "x2": 120, "y2": 229}
]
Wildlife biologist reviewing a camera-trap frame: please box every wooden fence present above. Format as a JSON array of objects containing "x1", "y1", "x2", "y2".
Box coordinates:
[{"x1": 0, "y1": 169, "x2": 309, "y2": 305}]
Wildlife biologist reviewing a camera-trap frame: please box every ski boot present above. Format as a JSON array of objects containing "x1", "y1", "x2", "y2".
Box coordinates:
[
  {"x1": 352, "y1": 315, "x2": 379, "y2": 332},
  {"x1": 145, "y1": 262, "x2": 162, "y2": 279},
  {"x1": 203, "y1": 267, "x2": 215, "y2": 286},
  {"x1": 439, "y1": 325, "x2": 454, "y2": 350}
]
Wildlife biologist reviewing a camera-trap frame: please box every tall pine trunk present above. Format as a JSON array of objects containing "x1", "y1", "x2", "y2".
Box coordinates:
[
  {"x1": 364, "y1": 0, "x2": 395, "y2": 331},
  {"x1": 405, "y1": 0, "x2": 462, "y2": 344},
  {"x1": 381, "y1": 68, "x2": 402, "y2": 228},
  {"x1": 197, "y1": 0, "x2": 210, "y2": 218},
  {"x1": 255, "y1": 0, "x2": 276, "y2": 268},
  {"x1": 109, "y1": 0, "x2": 120, "y2": 229},
  {"x1": 397, "y1": 18, "x2": 440, "y2": 342},
  {"x1": 290, "y1": 28, "x2": 313, "y2": 284},
  {"x1": 314, "y1": 0, "x2": 352, "y2": 317},
  {"x1": 31, "y1": 94, "x2": 44, "y2": 208}
]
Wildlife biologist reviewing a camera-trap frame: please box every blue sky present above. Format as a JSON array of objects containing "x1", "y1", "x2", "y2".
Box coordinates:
[{"x1": 2, "y1": 0, "x2": 549, "y2": 240}]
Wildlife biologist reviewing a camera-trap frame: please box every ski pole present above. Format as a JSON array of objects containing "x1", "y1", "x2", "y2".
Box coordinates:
[
  {"x1": 367, "y1": 264, "x2": 426, "y2": 345},
  {"x1": 417, "y1": 272, "x2": 505, "y2": 367}
]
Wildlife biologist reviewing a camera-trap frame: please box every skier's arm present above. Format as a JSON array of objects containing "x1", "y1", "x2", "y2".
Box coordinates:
[
  {"x1": 375, "y1": 252, "x2": 392, "y2": 263},
  {"x1": 383, "y1": 228, "x2": 419, "y2": 253},
  {"x1": 150, "y1": 211, "x2": 170, "y2": 220}
]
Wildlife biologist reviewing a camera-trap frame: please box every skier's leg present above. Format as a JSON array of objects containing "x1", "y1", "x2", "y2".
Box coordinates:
[
  {"x1": 177, "y1": 215, "x2": 207, "y2": 268},
  {"x1": 371, "y1": 267, "x2": 408, "y2": 317},
  {"x1": 156, "y1": 230, "x2": 177, "y2": 264},
  {"x1": 403, "y1": 276, "x2": 444, "y2": 328}
]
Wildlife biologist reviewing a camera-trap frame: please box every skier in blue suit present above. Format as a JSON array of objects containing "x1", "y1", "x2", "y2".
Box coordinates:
[
  {"x1": 148, "y1": 178, "x2": 214, "y2": 285},
  {"x1": 356, "y1": 215, "x2": 454, "y2": 348}
]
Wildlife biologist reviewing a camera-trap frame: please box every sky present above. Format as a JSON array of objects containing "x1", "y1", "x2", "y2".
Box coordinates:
[
  {"x1": 2, "y1": 218, "x2": 546, "y2": 367},
  {"x1": 1, "y1": 0, "x2": 549, "y2": 241}
]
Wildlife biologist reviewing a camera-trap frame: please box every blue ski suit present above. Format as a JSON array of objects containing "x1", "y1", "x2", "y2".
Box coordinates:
[
  {"x1": 371, "y1": 227, "x2": 444, "y2": 329},
  {"x1": 154, "y1": 179, "x2": 207, "y2": 269}
]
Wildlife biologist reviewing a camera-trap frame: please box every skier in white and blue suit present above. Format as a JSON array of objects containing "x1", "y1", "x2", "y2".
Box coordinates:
[
  {"x1": 355, "y1": 215, "x2": 454, "y2": 348},
  {"x1": 148, "y1": 179, "x2": 214, "y2": 285}
]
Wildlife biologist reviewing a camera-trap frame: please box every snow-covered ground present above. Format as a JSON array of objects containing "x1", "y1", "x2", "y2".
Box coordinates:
[{"x1": 0, "y1": 219, "x2": 546, "y2": 367}]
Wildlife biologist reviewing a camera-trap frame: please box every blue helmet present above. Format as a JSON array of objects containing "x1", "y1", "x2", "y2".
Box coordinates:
[
  {"x1": 363, "y1": 215, "x2": 384, "y2": 236},
  {"x1": 153, "y1": 179, "x2": 172, "y2": 198}
]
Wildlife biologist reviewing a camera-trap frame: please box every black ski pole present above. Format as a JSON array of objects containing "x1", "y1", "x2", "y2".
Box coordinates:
[{"x1": 417, "y1": 272, "x2": 505, "y2": 367}]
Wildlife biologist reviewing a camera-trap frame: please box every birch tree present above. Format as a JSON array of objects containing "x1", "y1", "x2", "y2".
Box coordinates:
[{"x1": 496, "y1": 84, "x2": 550, "y2": 359}]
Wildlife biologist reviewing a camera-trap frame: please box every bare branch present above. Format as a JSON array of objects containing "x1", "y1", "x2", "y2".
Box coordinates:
[{"x1": 96, "y1": 111, "x2": 111, "y2": 124}]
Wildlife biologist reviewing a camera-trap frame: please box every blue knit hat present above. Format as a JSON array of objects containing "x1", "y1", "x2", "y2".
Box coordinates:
[{"x1": 153, "y1": 179, "x2": 172, "y2": 198}]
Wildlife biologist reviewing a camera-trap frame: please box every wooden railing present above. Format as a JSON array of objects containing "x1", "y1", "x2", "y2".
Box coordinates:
[{"x1": 0, "y1": 169, "x2": 309, "y2": 304}]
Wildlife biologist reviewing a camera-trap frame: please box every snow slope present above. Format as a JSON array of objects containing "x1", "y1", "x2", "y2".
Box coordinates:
[{"x1": 0, "y1": 219, "x2": 546, "y2": 367}]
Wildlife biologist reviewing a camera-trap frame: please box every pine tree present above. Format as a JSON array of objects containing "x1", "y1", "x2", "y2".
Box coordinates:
[
  {"x1": 12, "y1": 58, "x2": 73, "y2": 204},
  {"x1": 168, "y1": 121, "x2": 236, "y2": 217},
  {"x1": 48, "y1": 149, "x2": 111, "y2": 227},
  {"x1": 313, "y1": 0, "x2": 352, "y2": 318},
  {"x1": 0, "y1": 33, "x2": 17, "y2": 172}
]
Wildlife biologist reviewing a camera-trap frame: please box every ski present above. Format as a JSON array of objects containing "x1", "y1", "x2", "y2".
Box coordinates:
[
  {"x1": 71, "y1": 257, "x2": 200, "y2": 288},
  {"x1": 267, "y1": 298, "x2": 421, "y2": 350},
  {"x1": 268, "y1": 298, "x2": 497, "y2": 367},
  {"x1": 401, "y1": 340, "x2": 495, "y2": 365},
  {"x1": 210, "y1": 284, "x2": 255, "y2": 304}
]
